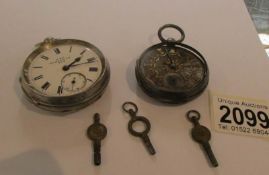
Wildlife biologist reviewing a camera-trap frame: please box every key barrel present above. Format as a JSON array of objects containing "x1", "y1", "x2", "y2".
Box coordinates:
[
  {"x1": 202, "y1": 142, "x2": 218, "y2": 167},
  {"x1": 93, "y1": 141, "x2": 101, "y2": 165},
  {"x1": 141, "y1": 134, "x2": 156, "y2": 155}
]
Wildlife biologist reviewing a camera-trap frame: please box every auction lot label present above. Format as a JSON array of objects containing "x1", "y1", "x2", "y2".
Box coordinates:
[{"x1": 210, "y1": 92, "x2": 269, "y2": 139}]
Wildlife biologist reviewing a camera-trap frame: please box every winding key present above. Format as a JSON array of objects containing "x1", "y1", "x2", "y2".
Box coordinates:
[
  {"x1": 87, "y1": 113, "x2": 107, "y2": 166},
  {"x1": 122, "y1": 101, "x2": 156, "y2": 155},
  {"x1": 186, "y1": 110, "x2": 218, "y2": 167}
]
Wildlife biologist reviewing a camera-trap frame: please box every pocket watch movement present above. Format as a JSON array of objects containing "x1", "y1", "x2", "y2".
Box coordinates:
[
  {"x1": 135, "y1": 24, "x2": 209, "y2": 104},
  {"x1": 20, "y1": 38, "x2": 110, "y2": 112}
]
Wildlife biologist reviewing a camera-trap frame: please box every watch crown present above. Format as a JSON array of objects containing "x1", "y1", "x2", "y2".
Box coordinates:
[
  {"x1": 167, "y1": 37, "x2": 176, "y2": 44},
  {"x1": 35, "y1": 37, "x2": 56, "y2": 49},
  {"x1": 43, "y1": 37, "x2": 56, "y2": 44}
]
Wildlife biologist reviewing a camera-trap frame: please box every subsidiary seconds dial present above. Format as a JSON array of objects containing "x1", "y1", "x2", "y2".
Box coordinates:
[{"x1": 61, "y1": 72, "x2": 87, "y2": 93}]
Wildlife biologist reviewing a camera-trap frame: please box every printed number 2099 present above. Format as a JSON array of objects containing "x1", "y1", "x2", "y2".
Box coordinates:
[{"x1": 220, "y1": 105, "x2": 269, "y2": 129}]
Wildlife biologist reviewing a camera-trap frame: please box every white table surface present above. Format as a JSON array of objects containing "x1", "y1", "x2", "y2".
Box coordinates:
[{"x1": 0, "y1": 0, "x2": 268, "y2": 174}]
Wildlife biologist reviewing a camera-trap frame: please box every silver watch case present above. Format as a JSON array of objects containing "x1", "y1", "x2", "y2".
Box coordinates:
[{"x1": 20, "y1": 38, "x2": 110, "y2": 112}]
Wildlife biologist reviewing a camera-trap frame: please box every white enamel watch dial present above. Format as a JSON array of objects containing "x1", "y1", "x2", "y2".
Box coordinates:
[
  {"x1": 20, "y1": 38, "x2": 110, "y2": 112},
  {"x1": 28, "y1": 44, "x2": 102, "y2": 96}
]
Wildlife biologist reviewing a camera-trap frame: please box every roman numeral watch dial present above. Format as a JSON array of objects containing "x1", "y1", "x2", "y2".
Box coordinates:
[
  {"x1": 135, "y1": 24, "x2": 209, "y2": 104},
  {"x1": 20, "y1": 38, "x2": 110, "y2": 112}
]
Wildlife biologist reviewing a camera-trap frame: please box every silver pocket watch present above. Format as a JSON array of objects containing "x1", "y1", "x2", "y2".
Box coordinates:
[
  {"x1": 135, "y1": 24, "x2": 209, "y2": 104},
  {"x1": 20, "y1": 38, "x2": 110, "y2": 112}
]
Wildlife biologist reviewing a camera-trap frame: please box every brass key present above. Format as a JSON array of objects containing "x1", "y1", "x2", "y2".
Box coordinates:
[{"x1": 186, "y1": 110, "x2": 218, "y2": 167}]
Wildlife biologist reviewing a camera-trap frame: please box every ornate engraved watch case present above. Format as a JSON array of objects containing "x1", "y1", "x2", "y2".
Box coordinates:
[
  {"x1": 135, "y1": 24, "x2": 209, "y2": 104},
  {"x1": 20, "y1": 38, "x2": 110, "y2": 112}
]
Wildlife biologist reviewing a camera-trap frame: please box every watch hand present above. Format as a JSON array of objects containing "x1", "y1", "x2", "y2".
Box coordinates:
[
  {"x1": 71, "y1": 78, "x2": 76, "y2": 90},
  {"x1": 63, "y1": 57, "x2": 81, "y2": 71},
  {"x1": 163, "y1": 47, "x2": 176, "y2": 69},
  {"x1": 70, "y1": 57, "x2": 96, "y2": 67}
]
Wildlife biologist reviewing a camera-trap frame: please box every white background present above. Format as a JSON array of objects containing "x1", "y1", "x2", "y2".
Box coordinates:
[{"x1": 0, "y1": 0, "x2": 269, "y2": 175}]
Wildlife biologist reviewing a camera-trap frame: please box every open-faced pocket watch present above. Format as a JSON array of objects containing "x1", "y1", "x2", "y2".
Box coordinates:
[
  {"x1": 135, "y1": 24, "x2": 209, "y2": 104},
  {"x1": 20, "y1": 38, "x2": 110, "y2": 112}
]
